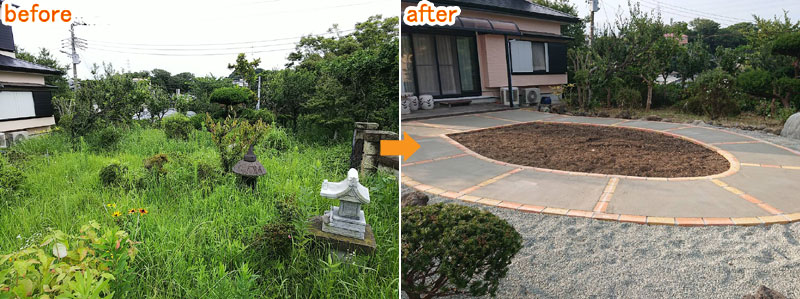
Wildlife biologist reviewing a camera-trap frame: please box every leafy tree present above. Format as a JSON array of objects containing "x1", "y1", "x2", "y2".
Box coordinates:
[
  {"x1": 687, "y1": 68, "x2": 740, "y2": 119},
  {"x1": 150, "y1": 68, "x2": 172, "y2": 91},
  {"x1": 170, "y1": 72, "x2": 195, "y2": 93},
  {"x1": 675, "y1": 41, "x2": 712, "y2": 87},
  {"x1": 189, "y1": 75, "x2": 233, "y2": 113},
  {"x1": 145, "y1": 87, "x2": 171, "y2": 122},
  {"x1": 772, "y1": 32, "x2": 800, "y2": 78},
  {"x1": 264, "y1": 68, "x2": 316, "y2": 131},
  {"x1": 227, "y1": 53, "x2": 261, "y2": 89}
]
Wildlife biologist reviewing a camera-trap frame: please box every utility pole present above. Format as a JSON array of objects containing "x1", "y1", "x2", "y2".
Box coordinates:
[
  {"x1": 62, "y1": 20, "x2": 88, "y2": 90},
  {"x1": 589, "y1": 0, "x2": 598, "y2": 45},
  {"x1": 256, "y1": 75, "x2": 262, "y2": 110}
]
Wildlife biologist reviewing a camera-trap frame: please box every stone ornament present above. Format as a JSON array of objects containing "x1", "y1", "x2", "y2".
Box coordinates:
[
  {"x1": 232, "y1": 144, "x2": 266, "y2": 189},
  {"x1": 401, "y1": 98, "x2": 411, "y2": 114},
  {"x1": 419, "y1": 95, "x2": 434, "y2": 110},
  {"x1": 320, "y1": 168, "x2": 370, "y2": 240},
  {"x1": 408, "y1": 95, "x2": 419, "y2": 111}
]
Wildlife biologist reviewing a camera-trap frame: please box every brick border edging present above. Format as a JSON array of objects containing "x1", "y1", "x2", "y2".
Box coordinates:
[
  {"x1": 438, "y1": 120, "x2": 742, "y2": 182},
  {"x1": 402, "y1": 177, "x2": 800, "y2": 227},
  {"x1": 401, "y1": 116, "x2": 800, "y2": 226}
]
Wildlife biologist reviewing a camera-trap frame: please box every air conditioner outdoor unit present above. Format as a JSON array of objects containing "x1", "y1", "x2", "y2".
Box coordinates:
[
  {"x1": 0, "y1": 133, "x2": 9, "y2": 148},
  {"x1": 10, "y1": 131, "x2": 29, "y2": 145},
  {"x1": 523, "y1": 88, "x2": 542, "y2": 106},
  {"x1": 500, "y1": 87, "x2": 519, "y2": 106}
]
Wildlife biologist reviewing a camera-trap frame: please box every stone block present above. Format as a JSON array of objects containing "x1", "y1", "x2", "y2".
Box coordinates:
[
  {"x1": 363, "y1": 141, "x2": 378, "y2": 155},
  {"x1": 355, "y1": 122, "x2": 379, "y2": 130},
  {"x1": 308, "y1": 216, "x2": 376, "y2": 255}
]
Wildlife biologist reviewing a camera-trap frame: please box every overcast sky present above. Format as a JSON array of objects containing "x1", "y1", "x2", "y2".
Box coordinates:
[
  {"x1": 575, "y1": 0, "x2": 800, "y2": 32},
  {"x1": 10, "y1": 0, "x2": 396, "y2": 79},
  {"x1": 9, "y1": 0, "x2": 800, "y2": 80}
]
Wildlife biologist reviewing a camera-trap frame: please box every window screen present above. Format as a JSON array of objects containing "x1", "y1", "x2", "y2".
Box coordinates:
[
  {"x1": 510, "y1": 40, "x2": 549, "y2": 73},
  {"x1": 0, "y1": 91, "x2": 36, "y2": 120}
]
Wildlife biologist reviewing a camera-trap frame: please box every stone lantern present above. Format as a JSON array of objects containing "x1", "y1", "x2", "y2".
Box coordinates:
[
  {"x1": 232, "y1": 144, "x2": 266, "y2": 190},
  {"x1": 320, "y1": 168, "x2": 370, "y2": 240}
]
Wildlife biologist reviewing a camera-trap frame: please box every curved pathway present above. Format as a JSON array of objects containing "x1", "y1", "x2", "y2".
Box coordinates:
[{"x1": 401, "y1": 109, "x2": 800, "y2": 226}]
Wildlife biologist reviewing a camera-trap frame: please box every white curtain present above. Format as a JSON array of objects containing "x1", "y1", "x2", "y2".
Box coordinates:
[
  {"x1": 532, "y1": 42, "x2": 546, "y2": 71},
  {"x1": 413, "y1": 35, "x2": 440, "y2": 95},
  {"x1": 510, "y1": 40, "x2": 533, "y2": 73},
  {"x1": 0, "y1": 91, "x2": 36, "y2": 120},
  {"x1": 436, "y1": 36, "x2": 461, "y2": 95}
]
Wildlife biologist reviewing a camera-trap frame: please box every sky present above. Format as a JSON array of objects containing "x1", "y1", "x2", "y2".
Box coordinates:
[
  {"x1": 9, "y1": 0, "x2": 397, "y2": 79},
  {"x1": 575, "y1": 0, "x2": 800, "y2": 32}
]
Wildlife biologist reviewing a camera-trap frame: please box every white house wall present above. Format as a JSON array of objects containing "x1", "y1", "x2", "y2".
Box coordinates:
[
  {"x1": 0, "y1": 116, "x2": 55, "y2": 133},
  {"x1": 0, "y1": 71, "x2": 46, "y2": 85}
]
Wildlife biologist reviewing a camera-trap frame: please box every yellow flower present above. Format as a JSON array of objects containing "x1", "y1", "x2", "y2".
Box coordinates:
[
  {"x1": 112, "y1": 211, "x2": 122, "y2": 217},
  {"x1": 139, "y1": 208, "x2": 149, "y2": 215},
  {"x1": 128, "y1": 209, "x2": 136, "y2": 214},
  {"x1": 106, "y1": 203, "x2": 116, "y2": 208}
]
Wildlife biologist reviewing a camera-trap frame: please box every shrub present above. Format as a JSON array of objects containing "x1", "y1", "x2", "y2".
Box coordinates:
[
  {"x1": 240, "y1": 109, "x2": 276, "y2": 125},
  {"x1": 189, "y1": 113, "x2": 206, "y2": 131},
  {"x1": 252, "y1": 222, "x2": 295, "y2": 261},
  {"x1": 263, "y1": 126, "x2": 293, "y2": 151},
  {"x1": 88, "y1": 126, "x2": 123, "y2": 151},
  {"x1": 0, "y1": 155, "x2": 24, "y2": 200},
  {"x1": 652, "y1": 83, "x2": 684, "y2": 108},
  {"x1": 275, "y1": 196, "x2": 301, "y2": 222},
  {"x1": 685, "y1": 68, "x2": 740, "y2": 119},
  {"x1": 615, "y1": 87, "x2": 642, "y2": 109},
  {"x1": 99, "y1": 161, "x2": 128, "y2": 187},
  {"x1": 205, "y1": 114, "x2": 268, "y2": 171},
  {"x1": 210, "y1": 87, "x2": 255, "y2": 107},
  {"x1": 144, "y1": 153, "x2": 169, "y2": 176},
  {"x1": 162, "y1": 113, "x2": 192, "y2": 140},
  {"x1": 0, "y1": 221, "x2": 138, "y2": 298},
  {"x1": 402, "y1": 204, "x2": 522, "y2": 299}
]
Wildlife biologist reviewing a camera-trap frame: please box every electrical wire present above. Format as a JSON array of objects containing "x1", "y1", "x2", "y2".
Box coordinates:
[{"x1": 83, "y1": 29, "x2": 355, "y2": 47}]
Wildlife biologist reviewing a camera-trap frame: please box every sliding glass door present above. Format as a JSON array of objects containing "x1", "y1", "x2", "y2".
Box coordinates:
[{"x1": 404, "y1": 33, "x2": 481, "y2": 98}]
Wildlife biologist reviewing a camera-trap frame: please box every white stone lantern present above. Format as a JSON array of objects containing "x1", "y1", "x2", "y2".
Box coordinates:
[{"x1": 320, "y1": 168, "x2": 370, "y2": 240}]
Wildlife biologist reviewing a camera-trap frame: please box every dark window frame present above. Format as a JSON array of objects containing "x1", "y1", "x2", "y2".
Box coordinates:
[{"x1": 402, "y1": 29, "x2": 483, "y2": 99}]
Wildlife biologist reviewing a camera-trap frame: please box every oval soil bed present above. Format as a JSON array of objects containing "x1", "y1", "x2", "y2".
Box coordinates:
[{"x1": 448, "y1": 122, "x2": 730, "y2": 178}]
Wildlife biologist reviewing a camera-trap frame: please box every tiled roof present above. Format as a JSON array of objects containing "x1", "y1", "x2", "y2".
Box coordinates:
[
  {"x1": 432, "y1": 0, "x2": 580, "y2": 22},
  {"x1": 0, "y1": 54, "x2": 62, "y2": 75}
]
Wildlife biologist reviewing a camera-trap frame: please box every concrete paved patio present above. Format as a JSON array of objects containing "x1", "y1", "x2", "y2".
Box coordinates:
[{"x1": 402, "y1": 109, "x2": 800, "y2": 226}]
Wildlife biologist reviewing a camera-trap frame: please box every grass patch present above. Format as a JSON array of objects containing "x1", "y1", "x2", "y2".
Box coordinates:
[{"x1": 0, "y1": 128, "x2": 398, "y2": 298}]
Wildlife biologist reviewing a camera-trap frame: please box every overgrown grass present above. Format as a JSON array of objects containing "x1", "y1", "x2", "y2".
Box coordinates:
[{"x1": 0, "y1": 127, "x2": 398, "y2": 298}]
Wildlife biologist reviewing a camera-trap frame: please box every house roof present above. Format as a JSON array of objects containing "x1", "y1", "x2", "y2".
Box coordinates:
[
  {"x1": 0, "y1": 54, "x2": 62, "y2": 75},
  {"x1": 431, "y1": 0, "x2": 580, "y2": 23}
]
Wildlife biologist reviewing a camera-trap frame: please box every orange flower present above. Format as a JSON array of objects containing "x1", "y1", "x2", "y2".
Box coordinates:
[
  {"x1": 139, "y1": 208, "x2": 149, "y2": 215},
  {"x1": 128, "y1": 209, "x2": 136, "y2": 214}
]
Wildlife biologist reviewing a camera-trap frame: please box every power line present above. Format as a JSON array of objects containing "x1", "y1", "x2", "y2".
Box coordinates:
[
  {"x1": 639, "y1": 0, "x2": 749, "y2": 23},
  {"x1": 637, "y1": 2, "x2": 736, "y2": 26},
  {"x1": 83, "y1": 41, "x2": 298, "y2": 52},
  {"x1": 85, "y1": 46, "x2": 297, "y2": 57},
  {"x1": 83, "y1": 29, "x2": 355, "y2": 47}
]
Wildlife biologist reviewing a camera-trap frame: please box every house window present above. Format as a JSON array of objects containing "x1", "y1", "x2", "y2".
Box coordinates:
[
  {"x1": 509, "y1": 40, "x2": 548, "y2": 73},
  {"x1": 0, "y1": 91, "x2": 36, "y2": 121}
]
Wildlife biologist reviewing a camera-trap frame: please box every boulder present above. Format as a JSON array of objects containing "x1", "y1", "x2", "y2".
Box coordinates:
[
  {"x1": 780, "y1": 112, "x2": 800, "y2": 140},
  {"x1": 402, "y1": 191, "x2": 429, "y2": 207},
  {"x1": 615, "y1": 111, "x2": 632, "y2": 119},
  {"x1": 742, "y1": 285, "x2": 786, "y2": 299}
]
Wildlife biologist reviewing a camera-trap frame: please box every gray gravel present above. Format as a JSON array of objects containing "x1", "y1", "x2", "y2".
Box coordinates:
[
  {"x1": 403, "y1": 187, "x2": 800, "y2": 299},
  {"x1": 713, "y1": 125, "x2": 800, "y2": 152}
]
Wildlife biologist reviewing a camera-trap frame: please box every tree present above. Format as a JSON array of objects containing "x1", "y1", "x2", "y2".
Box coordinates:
[
  {"x1": 145, "y1": 87, "x2": 171, "y2": 122},
  {"x1": 227, "y1": 53, "x2": 261, "y2": 89},
  {"x1": 621, "y1": 5, "x2": 679, "y2": 111},
  {"x1": 150, "y1": 69, "x2": 172, "y2": 91},
  {"x1": 170, "y1": 72, "x2": 195, "y2": 93},
  {"x1": 772, "y1": 32, "x2": 800, "y2": 78},
  {"x1": 264, "y1": 68, "x2": 316, "y2": 131},
  {"x1": 188, "y1": 75, "x2": 233, "y2": 113},
  {"x1": 210, "y1": 86, "x2": 255, "y2": 116},
  {"x1": 675, "y1": 41, "x2": 712, "y2": 87}
]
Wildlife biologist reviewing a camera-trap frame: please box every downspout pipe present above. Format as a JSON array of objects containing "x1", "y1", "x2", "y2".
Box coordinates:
[{"x1": 504, "y1": 34, "x2": 514, "y2": 108}]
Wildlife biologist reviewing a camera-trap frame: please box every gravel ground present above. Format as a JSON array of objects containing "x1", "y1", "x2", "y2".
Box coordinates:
[
  {"x1": 402, "y1": 187, "x2": 800, "y2": 299},
  {"x1": 714, "y1": 125, "x2": 800, "y2": 152}
]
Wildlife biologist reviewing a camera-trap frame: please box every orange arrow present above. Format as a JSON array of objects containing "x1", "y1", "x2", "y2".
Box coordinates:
[{"x1": 380, "y1": 132, "x2": 420, "y2": 161}]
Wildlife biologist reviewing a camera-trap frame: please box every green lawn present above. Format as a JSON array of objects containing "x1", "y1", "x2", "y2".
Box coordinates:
[{"x1": 0, "y1": 127, "x2": 398, "y2": 298}]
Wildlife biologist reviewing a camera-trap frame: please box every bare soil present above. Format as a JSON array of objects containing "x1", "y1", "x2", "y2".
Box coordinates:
[{"x1": 449, "y1": 122, "x2": 730, "y2": 177}]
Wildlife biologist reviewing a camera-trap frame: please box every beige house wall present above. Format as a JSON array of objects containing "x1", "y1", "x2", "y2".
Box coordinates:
[
  {"x1": 401, "y1": 2, "x2": 570, "y2": 97},
  {"x1": 0, "y1": 71, "x2": 46, "y2": 85},
  {"x1": 0, "y1": 116, "x2": 55, "y2": 133}
]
